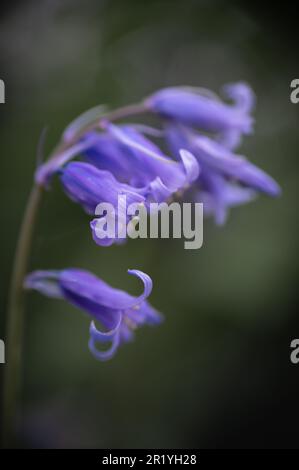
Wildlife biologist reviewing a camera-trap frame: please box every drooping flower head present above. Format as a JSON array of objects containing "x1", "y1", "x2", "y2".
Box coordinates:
[
  {"x1": 82, "y1": 122, "x2": 199, "y2": 200},
  {"x1": 164, "y1": 122, "x2": 281, "y2": 224},
  {"x1": 24, "y1": 269, "x2": 162, "y2": 361},
  {"x1": 145, "y1": 82, "x2": 255, "y2": 136},
  {"x1": 59, "y1": 161, "x2": 145, "y2": 215},
  {"x1": 58, "y1": 123, "x2": 200, "y2": 245}
]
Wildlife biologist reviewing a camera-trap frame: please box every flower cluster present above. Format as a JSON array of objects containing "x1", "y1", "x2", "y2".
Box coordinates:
[{"x1": 25, "y1": 82, "x2": 280, "y2": 360}]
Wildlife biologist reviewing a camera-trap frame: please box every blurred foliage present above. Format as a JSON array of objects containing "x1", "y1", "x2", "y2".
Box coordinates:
[{"x1": 0, "y1": 0, "x2": 298, "y2": 448}]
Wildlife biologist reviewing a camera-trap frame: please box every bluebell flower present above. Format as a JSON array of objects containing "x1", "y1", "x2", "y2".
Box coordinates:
[
  {"x1": 60, "y1": 161, "x2": 146, "y2": 246},
  {"x1": 82, "y1": 123, "x2": 199, "y2": 200},
  {"x1": 60, "y1": 161, "x2": 145, "y2": 215},
  {"x1": 145, "y1": 83, "x2": 255, "y2": 137},
  {"x1": 165, "y1": 123, "x2": 280, "y2": 224},
  {"x1": 24, "y1": 269, "x2": 162, "y2": 361},
  {"x1": 83, "y1": 125, "x2": 166, "y2": 185}
]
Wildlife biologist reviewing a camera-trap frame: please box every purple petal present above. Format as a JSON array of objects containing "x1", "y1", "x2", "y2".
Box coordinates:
[
  {"x1": 88, "y1": 321, "x2": 121, "y2": 361},
  {"x1": 194, "y1": 136, "x2": 281, "y2": 196},
  {"x1": 126, "y1": 301, "x2": 163, "y2": 326},
  {"x1": 90, "y1": 218, "x2": 127, "y2": 247},
  {"x1": 60, "y1": 161, "x2": 145, "y2": 214},
  {"x1": 127, "y1": 269, "x2": 153, "y2": 304},
  {"x1": 59, "y1": 268, "x2": 153, "y2": 312},
  {"x1": 24, "y1": 270, "x2": 62, "y2": 298},
  {"x1": 222, "y1": 82, "x2": 255, "y2": 114},
  {"x1": 89, "y1": 315, "x2": 122, "y2": 343},
  {"x1": 146, "y1": 85, "x2": 253, "y2": 133},
  {"x1": 179, "y1": 149, "x2": 200, "y2": 184}
]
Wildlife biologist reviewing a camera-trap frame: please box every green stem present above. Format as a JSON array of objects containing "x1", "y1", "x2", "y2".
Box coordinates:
[{"x1": 2, "y1": 184, "x2": 43, "y2": 447}]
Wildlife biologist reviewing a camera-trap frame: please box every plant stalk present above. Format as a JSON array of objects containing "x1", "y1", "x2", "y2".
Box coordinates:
[{"x1": 2, "y1": 184, "x2": 43, "y2": 447}]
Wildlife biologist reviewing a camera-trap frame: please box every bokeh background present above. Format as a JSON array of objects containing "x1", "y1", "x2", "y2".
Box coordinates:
[{"x1": 0, "y1": 0, "x2": 298, "y2": 449}]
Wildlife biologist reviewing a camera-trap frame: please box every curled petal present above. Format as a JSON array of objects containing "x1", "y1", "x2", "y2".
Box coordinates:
[
  {"x1": 88, "y1": 321, "x2": 121, "y2": 361},
  {"x1": 90, "y1": 218, "x2": 115, "y2": 246},
  {"x1": 145, "y1": 177, "x2": 172, "y2": 203},
  {"x1": 59, "y1": 268, "x2": 153, "y2": 311},
  {"x1": 142, "y1": 150, "x2": 199, "y2": 202},
  {"x1": 223, "y1": 82, "x2": 255, "y2": 114},
  {"x1": 89, "y1": 314, "x2": 122, "y2": 343},
  {"x1": 88, "y1": 336, "x2": 119, "y2": 361},
  {"x1": 90, "y1": 218, "x2": 127, "y2": 247},
  {"x1": 179, "y1": 149, "x2": 200, "y2": 184},
  {"x1": 127, "y1": 269, "x2": 153, "y2": 306}
]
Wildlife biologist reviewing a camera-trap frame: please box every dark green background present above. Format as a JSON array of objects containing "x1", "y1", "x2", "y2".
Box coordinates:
[{"x1": 0, "y1": 0, "x2": 298, "y2": 448}]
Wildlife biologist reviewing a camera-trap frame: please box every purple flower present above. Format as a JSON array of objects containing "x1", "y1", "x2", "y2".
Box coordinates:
[
  {"x1": 146, "y1": 83, "x2": 255, "y2": 136},
  {"x1": 192, "y1": 134, "x2": 280, "y2": 196},
  {"x1": 24, "y1": 269, "x2": 162, "y2": 361},
  {"x1": 82, "y1": 123, "x2": 199, "y2": 199},
  {"x1": 165, "y1": 123, "x2": 280, "y2": 224},
  {"x1": 83, "y1": 125, "x2": 165, "y2": 185},
  {"x1": 60, "y1": 161, "x2": 145, "y2": 215},
  {"x1": 60, "y1": 161, "x2": 147, "y2": 245}
]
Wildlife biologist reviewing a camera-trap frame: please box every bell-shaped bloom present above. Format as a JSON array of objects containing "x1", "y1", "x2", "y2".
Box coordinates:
[
  {"x1": 145, "y1": 83, "x2": 255, "y2": 136},
  {"x1": 166, "y1": 124, "x2": 280, "y2": 195},
  {"x1": 191, "y1": 135, "x2": 280, "y2": 196},
  {"x1": 60, "y1": 161, "x2": 147, "y2": 245},
  {"x1": 83, "y1": 125, "x2": 165, "y2": 185},
  {"x1": 82, "y1": 123, "x2": 199, "y2": 199},
  {"x1": 165, "y1": 123, "x2": 280, "y2": 224},
  {"x1": 60, "y1": 161, "x2": 145, "y2": 215},
  {"x1": 24, "y1": 268, "x2": 162, "y2": 361}
]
